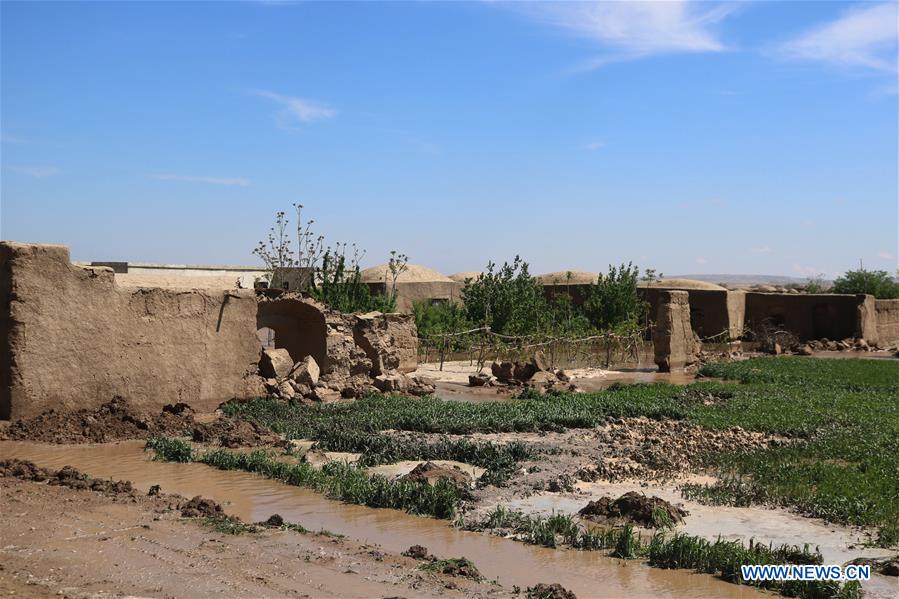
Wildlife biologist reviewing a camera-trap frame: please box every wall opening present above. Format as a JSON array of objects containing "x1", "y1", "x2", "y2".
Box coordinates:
[
  {"x1": 256, "y1": 299, "x2": 327, "y2": 370},
  {"x1": 257, "y1": 326, "x2": 276, "y2": 350}
]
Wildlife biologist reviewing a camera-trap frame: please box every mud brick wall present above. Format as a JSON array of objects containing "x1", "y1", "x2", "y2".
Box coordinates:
[
  {"x1": 875, "y1": 299, "x2": 899, "y2": 344},
  {"x1": 1, "y1": 242, "x2": 262, "y2": 420},
  {"x1": 641, "y1": 288, "x2": 743, "y2": 340},
  {"x1": 744, "y1": 292, "x2": 874, "y2": 343}
]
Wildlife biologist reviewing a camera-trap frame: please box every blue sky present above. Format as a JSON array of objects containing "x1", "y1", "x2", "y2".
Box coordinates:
[{"x1": 1, "y1": 1, "x2": 897, "y2": 279}]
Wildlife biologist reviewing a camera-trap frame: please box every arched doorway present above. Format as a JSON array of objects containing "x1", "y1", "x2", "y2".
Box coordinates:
[{"x1": 256, "y1": 298, "x2": 328, "y2": 371}]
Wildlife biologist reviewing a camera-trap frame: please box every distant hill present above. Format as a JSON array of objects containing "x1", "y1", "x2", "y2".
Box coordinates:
[{"x1": 670, "y1": 274, "x2": 828, "y2": 287}]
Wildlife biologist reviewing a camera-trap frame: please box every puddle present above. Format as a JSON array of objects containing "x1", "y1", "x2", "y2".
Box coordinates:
[
  {"x1": 0, "y1": 440, "x2": 763, "y2": 598},
  {"x1": 500, "y1": 479, "x2": 896, "y2": 599}
]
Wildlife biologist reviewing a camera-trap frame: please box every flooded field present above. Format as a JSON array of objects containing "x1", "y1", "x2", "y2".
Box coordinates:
[{"x1": 0, "y1": 440, "x2": 762, "y2": 598}]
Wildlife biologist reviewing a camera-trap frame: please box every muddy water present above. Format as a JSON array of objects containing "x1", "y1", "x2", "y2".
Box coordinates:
[
  {"x1": 435, "y1": 369, "x2": 711, "y2": 403},
  {"x1": 0, "y1": 440, "x2": 762, "y2": 598}
]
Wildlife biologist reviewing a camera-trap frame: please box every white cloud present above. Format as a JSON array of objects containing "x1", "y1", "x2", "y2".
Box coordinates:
[
  {"x1": 5, "y1": 164, "x2": 60, "y2": 177},
  {"x1": 751, "y1": 246, "x2": 773, "y2": 254},
  {"x1": 878, "y1": 250, "x2": 896, "y2": 261},
  {"x1": 584, "y1": 141, "x2": 604, "y2": 151},
  {"x1": 778, "y1": 2, "x2": 898, "y2": 73},
  {"x1": 695, "y1": 256, "x2": 708, "y2": 265},
  {"x1": 252, "y1": 90, "x2": 336, "y2": 126},
  {"x1": 517, "y1": 1, "x2": 738, "y2": 68},
  {"x1": 151, "y1": 174, "x2": 250, "y2": 187}
]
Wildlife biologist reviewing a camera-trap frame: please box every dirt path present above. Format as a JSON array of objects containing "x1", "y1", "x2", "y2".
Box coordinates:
[{"x1": 0, "y1": 477, "x2": 502, "y2": 598}]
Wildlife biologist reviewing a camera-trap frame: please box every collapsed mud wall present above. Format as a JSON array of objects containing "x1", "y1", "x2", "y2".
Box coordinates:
[
  {"x1": 641, "y1": 288, "x2": 742, "y2": 340},
  {"x1": 743, "y1": 293, "x2": 872, "y2": 342},
  {"x1": 652, "y1": 290, "x2": 699, "y2": 372},
  {"x1": 875, "y1": 299, "x2": 899, "y2": 344},
  {"x1": 1, "y1": 242, "x2": 262, "y2": 420}
]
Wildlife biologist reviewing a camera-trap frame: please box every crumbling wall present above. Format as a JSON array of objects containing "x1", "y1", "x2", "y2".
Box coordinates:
[
  {"x1": 652, "y1": 290, "x2": 699, "y2": 372},
  {"x1": 641, "y1": 288, "x2": 738, "y2": 340},
  {"x1": 744, "y1": 293, "x2": 869, "y2": 342},
  {"x1": 353, "y1": 312, "x2": 418, "y2": 375},
  {"x1": 875, "y1": 299, "x2": 899, "y2": 344},
  {"x1": 1, "y1": 242, "x2": 262, "y2": 420}
]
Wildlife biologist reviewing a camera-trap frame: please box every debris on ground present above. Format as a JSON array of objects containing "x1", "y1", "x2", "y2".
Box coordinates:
[
  {"x1": 402, "y1": 544, "x2": 436, "y2": 560},
  {"x1": 527, "y1": 583, "x2": 578, "y2": 599},
  {"x1": 422, "y1": 557, "x2": 482, "y2": 581},
  {"x1": 578, "y1": 492, "x2": 687, "y2": 528},
  {"x1": 180, "y1": 495, "x2": 227, "y2": 519},
  {"x1": 401, "y1": 461, "x2": 473, "y2": 487},
  {"x1": 0, "y1": 397, "x2": 194, "y2": 444},
  {"x1": 191, "y1": 418, "x2": 282, "y2": 448}
]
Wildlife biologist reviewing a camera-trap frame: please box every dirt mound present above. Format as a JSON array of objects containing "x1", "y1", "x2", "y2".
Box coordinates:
[
  {"x1": 261, "y1": 514, "x2": 285, "y2": 527},
  {"x1": 402, "y1": 545, "x2": 435, "y2": 560},
  {"x1": 191, "y1": 419, "x2": 281, "y2": 448},
  {"x1": 180, "y1": 495, "x2": 226, "y2": 518},
  {"x1": 527, "y1": 583, "x2": 577, "y2": 599},
  {"x1": 1, "y1": 397, "x2": 195, "y2": 444},
  {"x1": 0, "y1": 459, "x2": 134, "y2": 495},
  {"x1": 579, "y1": 492, "x2": 687, "y2": 528},
  {"x1": 426, "y1": 557, "x2": 482, "y2": 580},
  {"x1": 402, "y1": 462, "x2": 472, "y2": 487}
]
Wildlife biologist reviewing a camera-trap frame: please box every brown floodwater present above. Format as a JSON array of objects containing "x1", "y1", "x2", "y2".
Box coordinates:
[{"x1": 0, "y1": 440, "x2": 763, "y2": 598}]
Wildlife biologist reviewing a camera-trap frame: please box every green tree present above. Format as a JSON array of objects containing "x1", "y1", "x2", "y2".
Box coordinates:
[
  {"x1": 460, "y1": 257, "x2": 550, "y2": 336},
  {"x1": 831, "y1": 268, "x2": 899, "y2": 299},
  {"x1": 582, "y1": 263, "x2": 648, "y2": 331}
]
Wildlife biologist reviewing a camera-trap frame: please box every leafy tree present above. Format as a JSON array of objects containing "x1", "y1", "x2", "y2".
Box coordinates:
[
  {"x1": 461, "y1": 257, "x2": 550, "y2": 336},
  {"x1": 582, "y1": 263, "x2": 648, "y2": 331},
  {"x1": 413, "y1": 300, "x2": 471, "y2": 337},
  {"x1": 831, "y1": 268, "x2": 899, "y2": 299}
]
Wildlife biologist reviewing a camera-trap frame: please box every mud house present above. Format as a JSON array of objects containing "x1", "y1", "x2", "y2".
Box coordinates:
[
  {"x1": 0, "y1": 241, "x2": 422, "y2": 420},
  {"x1": 360, "y1": 263, "x2": 462, "y2": 312},
  {"x1": 743, "y1": 292, "x2": 879, "y2": 344},
  {"x1": 537, "y1": 271, "x2": 600, "y2": 308},
  {"x1": 638, "y1": 279, "x2": 745, "y2": 341}
]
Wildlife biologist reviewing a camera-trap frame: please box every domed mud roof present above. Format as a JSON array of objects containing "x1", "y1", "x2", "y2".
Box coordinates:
[{"x1": 360, "y1": 263, "x2": 455, "y2": 284}]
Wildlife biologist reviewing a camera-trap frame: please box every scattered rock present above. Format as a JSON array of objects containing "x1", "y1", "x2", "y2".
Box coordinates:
[
  {"x1": 373, "y1": 372, "x2": 408, "y2": 393},
  {"x1": 468, "y1": 373, "x2": 495, "y2": 387},
  {"x1": 290, "y1": 355, "x2": 320, "y2": 386},
  {"x1": 578, "y1": 492, "x2": 687, "y2": 528},
  {"x1": 491, "y1": 361, "x2": 516, "y2": 383},
  {"x1": 260, "y1": 348, "x2": 295, "y2": 380},
  {"x1": 796, "y1": 344, "x2": 813, "y2": 356}
]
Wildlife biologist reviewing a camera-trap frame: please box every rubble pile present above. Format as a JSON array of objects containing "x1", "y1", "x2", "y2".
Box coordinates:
[
  {"x1": 256, "y1": 296, "x2": 435, "y2": 403},
  {"x1": 793, "y1": 337, "x2": 884, "y2": 355},
  {"x1": 467, "y1": 350, "x2": 576, "y2": 393}
]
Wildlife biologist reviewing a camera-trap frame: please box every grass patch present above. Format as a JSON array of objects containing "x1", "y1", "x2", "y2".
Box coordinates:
[
  {"x1": 147, "y1": 442, "x2": 466, "y2": 520},
  {"x1": 468, "y1": 507, "x2": 861, "y2": 598},
  {"x1": 145, "y1": 437, "x2": 194, "y2": 462},
  {"x1": 199, "y1": 517, "x2": 258, "y2": 535},
  {"x1": 304, "y1": 428, "x2": 533, "y2": 486}
]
